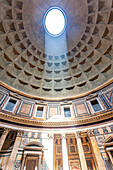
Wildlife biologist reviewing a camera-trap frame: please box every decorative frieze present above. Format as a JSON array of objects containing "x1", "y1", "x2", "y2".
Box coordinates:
[
  {"x1": 23, "y1": 131, "x2": 28, "y2": 137},
  {"x1": 37, "y1": 132, "x2": 41, "y2": 139},
  {"x1": 0, "y1": 109, "x2": 113, "y2": 127}
]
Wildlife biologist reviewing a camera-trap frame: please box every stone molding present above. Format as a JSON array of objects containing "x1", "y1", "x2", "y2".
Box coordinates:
[
  {"x1": 0, "y1": 110, "x2": 113, "y2": 128},
  {"x1": 35, "y1": 101, "x2": 47, "y2": 105},
  {"x1": 86, "y1": 93, "x2": 98, "y2": 100},
  {"x1": 10, "y1": 92, "x2": 22, "y2": 100}
]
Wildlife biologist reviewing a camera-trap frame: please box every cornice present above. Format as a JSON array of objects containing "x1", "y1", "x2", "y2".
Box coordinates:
[
  {"x1": 0, "y1": 110, "x2": 113, "y2": 128},
  {"x1": 0, "y1": 78, "x2": 113, "y2": 101}
]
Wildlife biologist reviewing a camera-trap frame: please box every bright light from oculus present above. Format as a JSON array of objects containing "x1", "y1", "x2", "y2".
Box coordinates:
[{"x1": 44, "y1": 7, "x2": 66, "y2": 37}]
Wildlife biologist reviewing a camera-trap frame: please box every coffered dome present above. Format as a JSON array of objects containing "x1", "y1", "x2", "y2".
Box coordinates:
[{"x1": 0, "y1": 0, "x2": 113, "y2": 99}]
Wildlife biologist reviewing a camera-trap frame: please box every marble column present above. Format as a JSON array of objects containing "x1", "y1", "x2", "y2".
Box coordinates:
[
  {"x1": 62, "y1": 133, "x2": 69, "y2": 170},
  {"x1": 88, "y1": 129, "x2": 106, "y2": 170},
  {"x1": 48, "y1": 133, "x2": 54, "y2": 170},
  {"x1": 6, "y1": 130, "x2": 23, "y2": 170},
  {"x1": 76, "y1": 132, "x2": 88, "y2": 170},
  {"x1": 0, "y1": 128, "x2": 10, "y2": 150}
]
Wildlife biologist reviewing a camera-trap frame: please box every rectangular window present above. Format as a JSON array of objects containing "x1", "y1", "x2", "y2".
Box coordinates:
[
  {"x1": 4, "y1": 98, "x2": 17, "y2": 112},
  {"x1": 89, "y1": 98, "x2": 103, "y2": 113},
  {"x1": 64, "y1": 107, "x2": 71, "y2": 117},
  {"x1": 35, "y1": 106, "x2": 43, "y2": 118}
]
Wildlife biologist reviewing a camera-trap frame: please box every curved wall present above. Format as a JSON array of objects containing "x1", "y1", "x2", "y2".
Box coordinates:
[
  {"x1": 0, "y1": 82, "x2": 113, "y2": 170},
  {"x1": 0, "y1": 81, "x2": 112, "y2": 128}
]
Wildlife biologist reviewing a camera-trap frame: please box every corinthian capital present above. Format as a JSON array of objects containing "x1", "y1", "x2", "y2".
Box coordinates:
[
  {"x1": 3, "y1": 128, "x2": 10, "y2": 135},
  {"x1": 87, "y1": 129, "x2": 94, "y2": 137},
  {"x1": 17, "y1": 130, "x2": 24, "y2": 137},
  {"x1": 62, "y1": 133, "x2": 66, "y2": 139},
  {"x1": 75, "y1": 131, "x2": 81, "y2": 139},
  {"x1": 48, "y1": 133, "x2": 54, "y2": 139}
]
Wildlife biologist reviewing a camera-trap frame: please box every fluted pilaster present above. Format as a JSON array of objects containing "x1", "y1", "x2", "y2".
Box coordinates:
[
  {"x1": 76, "y1": 131, "x2": 88, "y2": 170},
  {"x1": 62, "y1": 133, "x2": 69, "y2": 170}
]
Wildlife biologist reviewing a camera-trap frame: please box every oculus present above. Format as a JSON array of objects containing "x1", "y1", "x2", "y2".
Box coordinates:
[{"x1": 44, "y1": 7, "x2": 66, "y2": 37}]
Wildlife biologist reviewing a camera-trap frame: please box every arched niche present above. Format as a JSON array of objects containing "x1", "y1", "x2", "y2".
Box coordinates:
[{"x1": 21, "y1": 141, "x2": 44, "y2": 170}]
